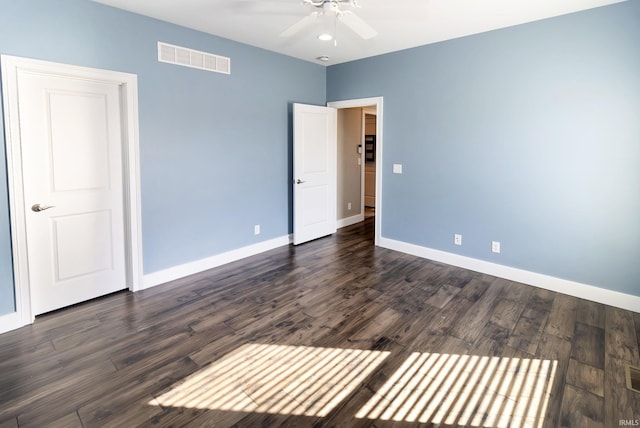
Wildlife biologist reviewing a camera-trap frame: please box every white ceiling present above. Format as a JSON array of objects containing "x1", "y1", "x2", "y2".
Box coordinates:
[{"x1": 92, "y1": 0, "x2": 626, "y2": 65}]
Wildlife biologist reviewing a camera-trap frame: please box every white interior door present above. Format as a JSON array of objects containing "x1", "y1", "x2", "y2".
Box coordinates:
[
  {"x1": 18, "y1": 71, "x2": 127, "y2": 315},
  {"x1": 293, "y1": 103, "x2": 337, "y2": 245}
]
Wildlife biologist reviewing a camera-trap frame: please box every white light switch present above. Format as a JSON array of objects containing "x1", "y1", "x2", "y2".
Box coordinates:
[{"x1": 393, "y1": 164, "x2": 403, "y2": 174}]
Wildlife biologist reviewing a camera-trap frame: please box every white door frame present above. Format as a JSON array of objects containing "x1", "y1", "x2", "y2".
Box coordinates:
[
  {"x1": 1, "y1": 55, "x2": 143, "y2": 331},
  {"x1": 327, "y1": 97, "x2": 383, "y2": 245}
]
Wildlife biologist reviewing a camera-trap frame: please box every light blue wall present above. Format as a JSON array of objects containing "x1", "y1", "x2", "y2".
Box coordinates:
[
  {"x1": 328, "y1": 1, "x2": 640, "y2": 296},
  {"x1": 0, "y1": 0, "x2": 325, "y2": 315},
  {"x1": 1, "y1": 1, "x2": 638, "y2": 317}
]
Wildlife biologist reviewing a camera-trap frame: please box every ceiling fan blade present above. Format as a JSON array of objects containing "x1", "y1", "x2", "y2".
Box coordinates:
[
  {"x1": 339, "y1": 11, "x2": 377, "y2": 39},
  {"x1": 279, "y1": 12, "x2": 319, "y2": 38}
]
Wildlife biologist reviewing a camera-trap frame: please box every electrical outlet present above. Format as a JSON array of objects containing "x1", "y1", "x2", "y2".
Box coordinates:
[
  {"x1": 347, "y1": 202, "x2": 352, "y2": 210},
  {"x1": 492, "y1": 241, "x2": 501, "y2": 253},
  {"x1": 454, "y1": 234, "x2": 462, "y2": 246},
  {"x1": 254, "y1": 225, "x2": 260, "y2": 235}
]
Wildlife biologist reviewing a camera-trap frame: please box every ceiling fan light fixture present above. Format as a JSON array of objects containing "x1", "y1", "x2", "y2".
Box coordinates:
[
  {"x1": 282, "y1": 0, "x2": 376, "y2": 41},
  {"x1": 318, "y1": 33, "x2": 333, "y2": 41}
]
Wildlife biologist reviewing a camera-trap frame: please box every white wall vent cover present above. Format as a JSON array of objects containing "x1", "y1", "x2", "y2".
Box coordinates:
[{"x1": 158, "y1": 42, "x2": 230, "y2": 75}]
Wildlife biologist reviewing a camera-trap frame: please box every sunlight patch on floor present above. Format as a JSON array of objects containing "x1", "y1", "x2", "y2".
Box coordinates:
[
  {"x1": 355, "y1": 352, "x2": 556, "y2": 428},
  {"x1": 151, "y1": 343, "x2": 390, "y2": 417}
]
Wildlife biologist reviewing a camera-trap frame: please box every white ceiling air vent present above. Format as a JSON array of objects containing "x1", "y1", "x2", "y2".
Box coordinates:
[{"x1": 158, "y1": 42, "x2": 230, "y2": 75}]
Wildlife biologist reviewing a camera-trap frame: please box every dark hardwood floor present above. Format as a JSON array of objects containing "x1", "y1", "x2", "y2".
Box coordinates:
[{"x1": 0, "y1": 218, "x2": 639, "y2": 427}]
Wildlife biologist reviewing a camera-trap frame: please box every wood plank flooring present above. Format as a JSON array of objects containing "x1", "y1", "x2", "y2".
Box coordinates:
[{"x1": 0, "y1": 218, "x2": 639, "y2": 427}]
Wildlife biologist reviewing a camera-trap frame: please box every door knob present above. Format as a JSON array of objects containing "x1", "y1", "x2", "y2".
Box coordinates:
[
  {"x1": 295, "y1": 179, "x2": 306, "y2": 184},
  {"x1": 31, "y1": 204, "x2": 55, "y2": 212}
]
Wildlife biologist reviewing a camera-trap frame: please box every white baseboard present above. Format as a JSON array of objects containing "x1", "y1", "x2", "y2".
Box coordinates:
[
  {"x1": 379, "y1": 237, "x2": 640, "y2": 313},
  {"x1": 142, "y1": 235, "x2": 292, "y2": 290},
  {"x1": 337, "y1": 213, "x2": 365, "y2": 229},
  {"x1": 0, "y1": 310, "x2": 24, "y2": 335},
  {"x1": 4, "y1": 233, "x2": 636, "y2": 335}
]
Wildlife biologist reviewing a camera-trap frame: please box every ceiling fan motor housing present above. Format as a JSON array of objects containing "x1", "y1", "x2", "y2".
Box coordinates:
[
  {"x1": 323, "y1": 2, "x2": 340, "y2": 15},
  {"x1": 305, "y1": 0, "x2": 358, "y2": 13}
]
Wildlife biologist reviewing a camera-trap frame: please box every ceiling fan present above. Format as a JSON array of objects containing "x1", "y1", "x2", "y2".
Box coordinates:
[{"x1": 280, "y1": 0, "x2": 378, "y2": 40}]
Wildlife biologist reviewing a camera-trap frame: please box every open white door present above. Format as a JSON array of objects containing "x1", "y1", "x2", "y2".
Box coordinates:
[{"x1": 293, "y1": 103, "x2": 337, "y2": 245}]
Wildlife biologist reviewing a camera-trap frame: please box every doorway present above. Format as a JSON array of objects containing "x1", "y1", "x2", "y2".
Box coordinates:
[
  {"x1": 1, "y1": 55, "x2": 143, "y2": 328},
  {"x1": 328, "y1": 97, "x2": 383, "y2": 245}
]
